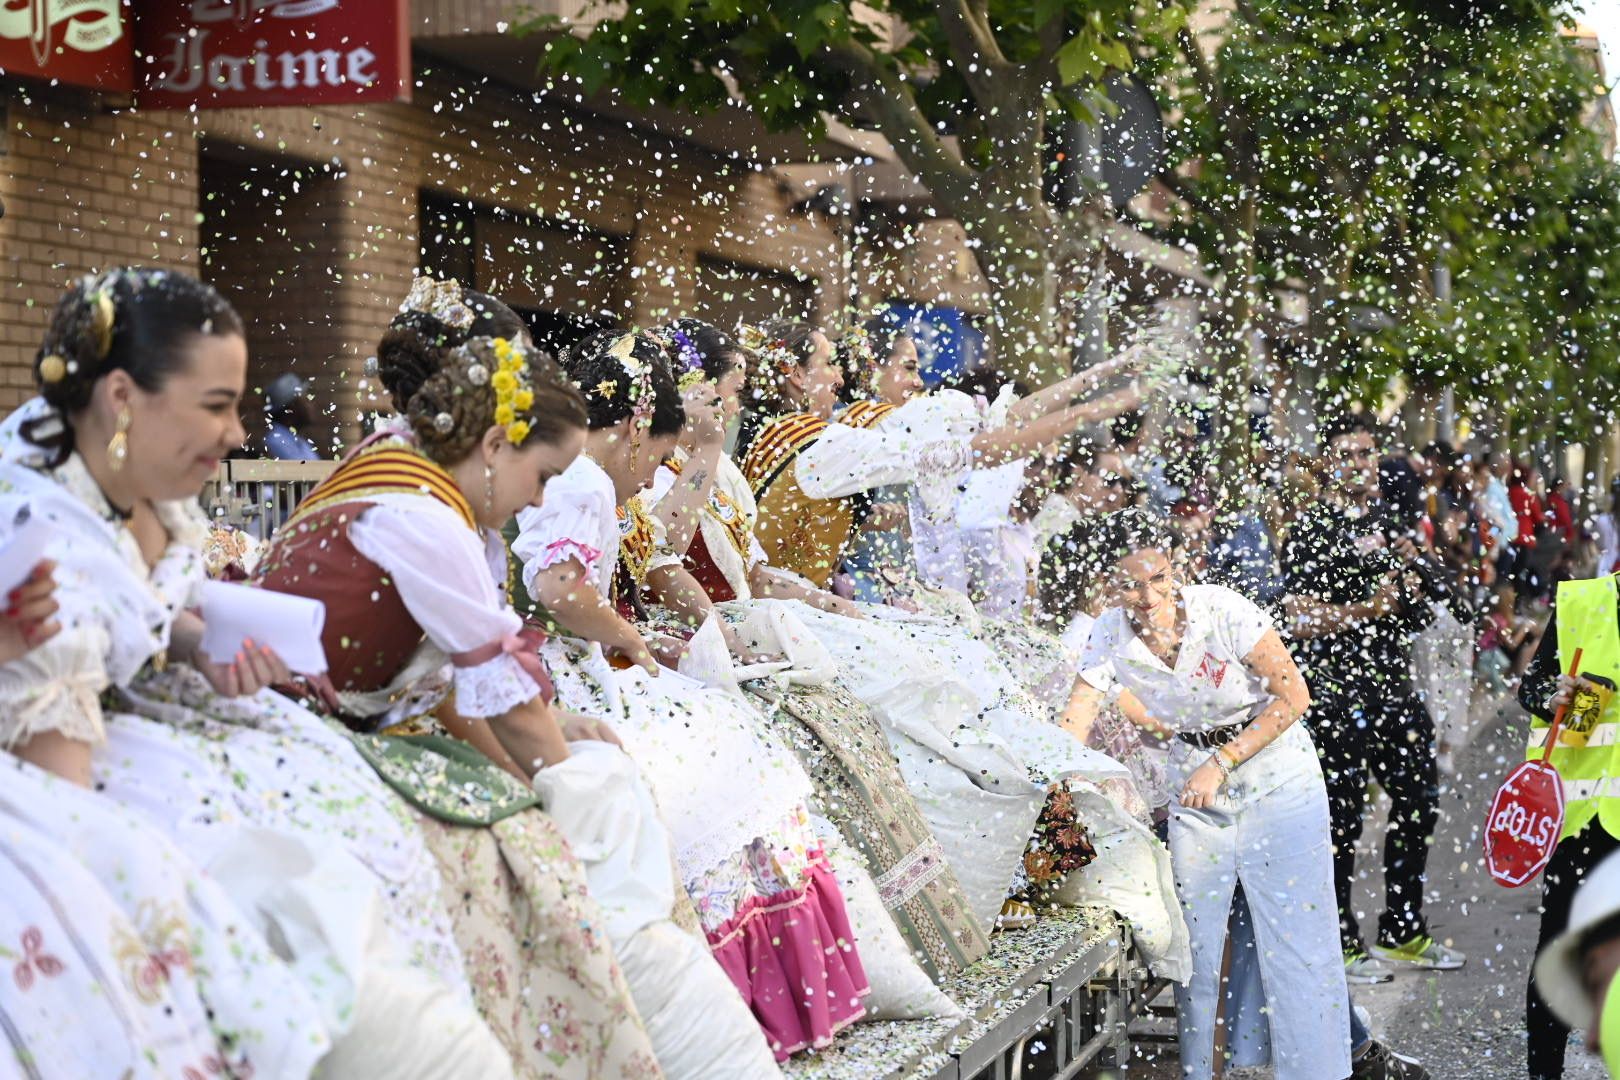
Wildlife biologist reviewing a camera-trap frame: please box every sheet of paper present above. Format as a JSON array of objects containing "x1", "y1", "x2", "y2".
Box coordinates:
[
  {"x1": 198, "y1": 580, "x2": 328, "y2": 675},
  {"x1": 0, "y1": 508, "x2": 55, "y2": 597}
]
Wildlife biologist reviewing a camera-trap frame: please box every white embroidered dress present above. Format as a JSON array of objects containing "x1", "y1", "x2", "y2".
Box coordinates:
[
  {"x1": 0, "y1": 404, "x2": 510, "y2": 1079},
  {"x1": 739, "y1": 397, "x2": 1135, "y2": 923},
  {"x1": 0, "y1": 755, "x2": 328, "y2": 1080}
]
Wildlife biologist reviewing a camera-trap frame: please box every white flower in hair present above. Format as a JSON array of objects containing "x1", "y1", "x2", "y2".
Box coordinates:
[{"x1": 401, "y1": 275, "x2": 475, "y2": 331}]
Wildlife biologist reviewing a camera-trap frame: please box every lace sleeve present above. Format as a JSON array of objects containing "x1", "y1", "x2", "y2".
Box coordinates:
[
  {"x1": 0, "y1": 625, "x2": 110, "y2": 749},
  {"x1": 452, "y1": 654, "x2": 541, "y2": 719}
]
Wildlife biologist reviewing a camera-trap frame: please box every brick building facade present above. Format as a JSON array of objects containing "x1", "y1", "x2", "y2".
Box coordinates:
[{"x1": 0, "y1": 0, "x2": 982, "y2": 451}]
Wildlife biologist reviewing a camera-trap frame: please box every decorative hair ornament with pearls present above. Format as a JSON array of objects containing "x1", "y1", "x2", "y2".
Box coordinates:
[
  {"x1": 736, "y1": 321, "x2": 796, "y2": 375},
  {"x1": 604, "y1": 332, "x2": 657, "y2": 429},
  {"x1": 400, "y1": 274, "x2": 475, "y2": 331}
]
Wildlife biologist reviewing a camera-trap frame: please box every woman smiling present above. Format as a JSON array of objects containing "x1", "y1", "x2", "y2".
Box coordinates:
[{"x1": 1062, "y1": 508, "x2": 1350, "y2": 1080}]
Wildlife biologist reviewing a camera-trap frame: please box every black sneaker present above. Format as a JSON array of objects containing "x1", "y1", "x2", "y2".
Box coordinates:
[{"x1": 1352, "y1": 1039, "x2": 1432, "y2": 1080}]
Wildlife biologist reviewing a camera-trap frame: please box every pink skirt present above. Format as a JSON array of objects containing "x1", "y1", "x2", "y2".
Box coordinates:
[{"x1": 707, "y1": 856, "x2": 870, "y2": 1059}]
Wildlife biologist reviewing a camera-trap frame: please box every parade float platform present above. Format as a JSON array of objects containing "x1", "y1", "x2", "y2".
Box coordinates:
[{"x1": 788, "y1": 906, "x2": 1159, "y2": 1080}]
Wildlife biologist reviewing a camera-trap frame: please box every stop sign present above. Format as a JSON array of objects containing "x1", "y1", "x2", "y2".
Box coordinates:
[{"x1": 1484, "y1": 760, "x2": 1566, "y2": 888}]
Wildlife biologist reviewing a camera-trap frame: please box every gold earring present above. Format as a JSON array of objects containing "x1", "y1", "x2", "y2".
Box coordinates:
[
  {"x1": 484, "y1": 462, "x2": 496, "y2": 520},
  {"x1": 106, "y1": 407, "x2": 131, "y2": 472}
]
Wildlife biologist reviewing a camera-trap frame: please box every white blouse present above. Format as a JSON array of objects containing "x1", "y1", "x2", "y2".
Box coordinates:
[
  {"x1": 1075, "y1": 583, "x2": 1319, "y2": 796},
  {"x1": 513, "y1": 454, "x2": 683, "y2": 603},
  {"x1": 796, "y1": 391, "x2": 982, "y2": 519},
  {"x1": 861, "y1": 388, "x2": 1017, "y2": 594},
  {"x1": 0, "y1": 402, "x2": 207, "y2": 749},
  {"x1": 346, "y1": 492, "x2": 539, "y2": 719}
]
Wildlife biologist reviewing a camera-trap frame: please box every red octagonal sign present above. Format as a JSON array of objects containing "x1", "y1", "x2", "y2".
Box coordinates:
[{"x1": 1484, "y1": 760, "x2": 1566, "y2": 888}]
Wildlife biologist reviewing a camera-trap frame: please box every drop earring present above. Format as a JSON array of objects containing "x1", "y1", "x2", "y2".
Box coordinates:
[
  {"x1": 106, "y1": 407, "x2": 131, "y2": 472},
  {"x1": 484, "y1": 462, "x2": 496, "y2": 521}
]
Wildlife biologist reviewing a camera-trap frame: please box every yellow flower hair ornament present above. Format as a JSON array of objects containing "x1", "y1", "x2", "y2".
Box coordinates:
[{"x1": 452, "y1": 336, "x2": 536, "y2": 445}]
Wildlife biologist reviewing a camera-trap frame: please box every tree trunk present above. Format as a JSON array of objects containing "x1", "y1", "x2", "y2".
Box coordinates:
[
  {"x1": 969, "y1": 214, "x2": 1067, "y2": 386},
  {"x1": 1208, "y1": 178, "x2": 1260, "y2": 509}
]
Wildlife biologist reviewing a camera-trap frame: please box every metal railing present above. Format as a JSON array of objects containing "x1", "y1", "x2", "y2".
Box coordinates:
[{"x1": 199, "y1": 459, "x2": 336, "y2": 540}]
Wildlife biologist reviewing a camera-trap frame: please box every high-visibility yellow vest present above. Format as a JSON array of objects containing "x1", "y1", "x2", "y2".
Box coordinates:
[{"x1": 1529, "y1": 574, "x2": 1620, "y2": 841}]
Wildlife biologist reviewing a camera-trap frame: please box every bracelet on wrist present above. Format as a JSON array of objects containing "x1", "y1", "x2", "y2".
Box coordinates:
[{"x1": 1210, "y1": 751, "x2": 1232, "y2": 786}]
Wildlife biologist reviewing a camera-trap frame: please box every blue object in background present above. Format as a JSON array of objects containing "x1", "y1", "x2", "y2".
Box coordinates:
[{"x1": 885, "y1": 304, "x2": 986, "y2": 387}]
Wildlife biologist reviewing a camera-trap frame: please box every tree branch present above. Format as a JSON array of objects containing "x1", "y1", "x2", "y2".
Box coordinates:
[
  {"x1": 935, "y1": 0, "x2": 1010, "y2": 104},
  {"x1": 822, "y1": 40, "x2": 982, "y2": 210},
  {"x1": 1176, "y1": 26, "x2": 1239, "y2": 156}
]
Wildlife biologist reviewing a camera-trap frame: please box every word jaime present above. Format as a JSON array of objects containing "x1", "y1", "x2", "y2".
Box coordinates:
[{"x1": 149, "y1": 30, "x2": 380, "y2": 95}]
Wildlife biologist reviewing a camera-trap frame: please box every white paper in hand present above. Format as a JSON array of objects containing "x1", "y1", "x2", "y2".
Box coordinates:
[
  {"x1": 0, "y1": 507, "x2": 55, "y2": 597},
  {"x1": 198, "y1": 581, "x2": 328, "y2": 675}
]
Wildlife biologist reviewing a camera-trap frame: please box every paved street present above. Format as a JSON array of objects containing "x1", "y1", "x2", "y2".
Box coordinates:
[{"x1": 1087, "y1": 688, "x2": 1610, "y2": 1079}]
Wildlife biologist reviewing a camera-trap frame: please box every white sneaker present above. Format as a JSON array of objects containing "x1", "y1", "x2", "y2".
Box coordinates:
[{"x1": 1344, "y1": 949, "x2": 1396, "y2": 984}]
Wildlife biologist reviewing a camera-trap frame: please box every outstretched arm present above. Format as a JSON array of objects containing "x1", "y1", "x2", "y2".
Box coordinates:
[
  {"x1": 970, "y1": 384, "x2": 1144, "y2": 468},
  {"x1": 1006, "y1": 350, "x2": 1144, "y2": 425},
  {"x1": 530, "y1": 558, "x2": 658, "y2": 675}
]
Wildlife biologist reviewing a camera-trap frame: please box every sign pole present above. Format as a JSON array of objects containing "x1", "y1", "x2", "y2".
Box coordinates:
[{"x1": 1538, "y1": 648, "x2": 1583, "y2": 764}]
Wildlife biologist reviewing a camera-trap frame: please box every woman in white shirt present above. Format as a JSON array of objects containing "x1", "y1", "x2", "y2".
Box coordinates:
[{"x1": 1063, "y1": 509, "x2": 1351, "y2": 1080}]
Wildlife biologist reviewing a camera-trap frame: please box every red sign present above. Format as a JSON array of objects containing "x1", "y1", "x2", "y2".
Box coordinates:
[
  {"x1": 1484, "y1": 760, "x2": 1566, "y2": 887},
  {"x1": 0, "y1": 0, "x2": 135, "y2": 91},
  {"x1": 135, "y1": 0, "x2": 409, "y2": 109}
]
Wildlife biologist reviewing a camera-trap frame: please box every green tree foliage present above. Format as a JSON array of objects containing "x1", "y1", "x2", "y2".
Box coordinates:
[
  {"x1": 516, "y1": 0, "x2": 1187, "y2": 383},
  {"x1": 1152, "y1": 0, "x2": 1620, "y2": 446}
]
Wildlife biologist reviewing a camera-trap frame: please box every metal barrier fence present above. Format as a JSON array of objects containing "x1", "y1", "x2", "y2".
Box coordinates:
[{"x1": 199, "y1": 459, "x2": 336, "y2": 540}]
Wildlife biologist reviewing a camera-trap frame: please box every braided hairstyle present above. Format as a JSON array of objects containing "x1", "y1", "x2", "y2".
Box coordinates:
[
  {"x1": 401, "y1": 335, "x2": 587, "y2": 466},
  {"x1": 25, "y1": 267, "x2": 244, "y2": 467},
  {"x1": 376, "y1": 288, "x2": 527, "y2": 414},
  {"x1": 558, "y1": 330, "x2": 685, "y2": 437}
]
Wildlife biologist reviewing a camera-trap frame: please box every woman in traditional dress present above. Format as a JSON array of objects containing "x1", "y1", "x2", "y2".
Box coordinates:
[
  {"x1": 833, "y1": 318, "x2": 1128, "y2": 714},
  {"x1": 514, "y1": 329, "x2": 871, "y2": 1062},
  {"x1": 0, "y1": 569, "x2": 329, "y2": 1080},
  {"x1": 636, "y1": 319, "x2": 992, "y2": 981},
  {"x1": 262, "y1": 277, "x2": 775, "y2": 1080},
  {"x1": 731, "y1": 318, "x2": 1146, "y2": 926},
  {"x1": 633, "y1": 320, "x2": 1150, "y2": 943},
  {"x1": 0, "y1": 267, "x2": 511, "y2": 1078}
]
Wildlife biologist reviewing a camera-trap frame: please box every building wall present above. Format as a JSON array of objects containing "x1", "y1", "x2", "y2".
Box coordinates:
[
  {"x1": 0, "y1": 55, "x2": 844, "y2": 444},
  {"x1": 0, "y1": 93, "x2": 199, "y2": 410}
]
